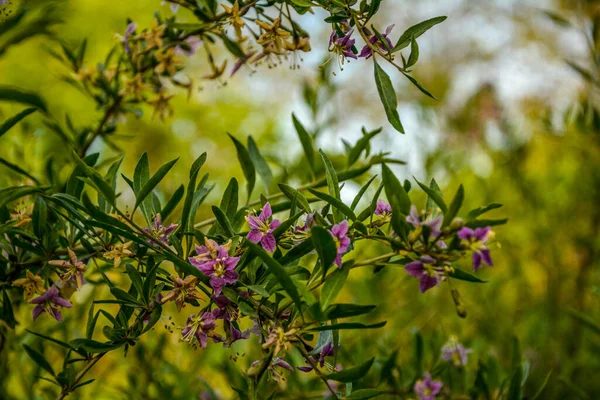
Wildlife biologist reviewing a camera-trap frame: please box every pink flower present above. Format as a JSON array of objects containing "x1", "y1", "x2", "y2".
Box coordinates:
[
  {"x1": 329, "y1": 220, "x2": 351, "y2": 268},
  {"x1": 246, "y1": 203, "x2": 281, "y2": 252}
]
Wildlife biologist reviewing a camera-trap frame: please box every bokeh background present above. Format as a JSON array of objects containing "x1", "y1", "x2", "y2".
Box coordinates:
[{"x1": 1, "y1": 0, "x2": 599, "y2": 399}]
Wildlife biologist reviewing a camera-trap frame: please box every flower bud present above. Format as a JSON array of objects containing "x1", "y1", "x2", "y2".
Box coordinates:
[{"x1": 450, "y1": 218, "x2": 464, "y2": 230}]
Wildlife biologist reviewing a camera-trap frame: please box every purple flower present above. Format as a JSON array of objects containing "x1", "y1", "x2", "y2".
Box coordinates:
[
  {"x1": 123, "y1": 22, "x2": 137, "y2": 54},
  {"x1": 441, "y1": 339, "x2": 472, "y2": 367},
  {"x1": 175, "y1": 36, "x2": 203, "y2": 56},
  {"x1": 329, "y1": 29, "x2": 357, "y2": 66},
  {"x1": 374, "y1": 200, "x2": 392, "y2": 217},
  {"x1": 181, "y1": 311, "x2": 223, "y2": 349},
  {"x1": 405, "y1": 256, "x2": 441, "y2": 293},
  {"x1": 359, "y1": 25, "x2": 394, "y2": 59},
  {"x1": 406, "y1": 205, "x2": 442, "y2": 238},
  {"x1": 250, "y1": 357, "x2": 293, "y2": 383},
  {"x1": 224, "y1": 323, "x2": 250, "y2": 347},
  {"x1": 330, "y1": 220, "x2": 351, "y2": 268},
  {"x1": 30, "y1": 286, "x2": 72, "y2": 322},
  {"x1": 145, "y1": 213, "x2": 178, "y2": 245},
  {"x1": 211, "y1": 294, "x2": 239, "y2": 321},
  {"x1": 192, "y1": 246, "x2": 239, "y2": 295},
  {"x1": 246, "y1": 203, "x2": 281, "y2": 252},
  {"x1": 414, "y1": 373, "x2": 443, "y2": 400},
  {"x1": 161, "y1": 1, "x2": 180, "y2": 13},
  {"x1": 298, "y1": 341, "x2": 336, "y2": 373},
  {"x1": 457, "y1": 226, "x2": 494, "y2": 271},
  {"x1": 190, "y1": 238, "x2": 230, "y2": 268}
]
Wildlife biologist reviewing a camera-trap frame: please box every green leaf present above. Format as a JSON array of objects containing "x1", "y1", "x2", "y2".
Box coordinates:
[
  {"x1": 228, "y1": 133, "x2": 256, "y2": 202},
  {"x1": 443, "y1": 184, "x2": 464, "y2": 227},
  {"x1": 246, "y1": 285, "x2": 271, "y2": 298},
  {"x1": 351, "y1": 175, "x2": 377, "y2": 211},
  {"x1": 566, "y1": 309, "x2": 600, "y2": 335},
  {"x1": 247, "y1": 242, "x2": 302, "y2": 312},
  {"x1": 0, "y1": 158, "x2": 40, "y2": 184},
  {"x1": 415, "y1": 177, "x2": 447, "y2": 213},
  {"x1": 133, "y1": 152, "x2": 152, "y2": 221},
  {"x1": 0, "y1": 86, "x2": 47, "y2": 112},
  {"x1": 220, "y1": 178, "x2": 239, "y2": 220},
  {"x1": 508, "y1": 337, "x2": 522, "y2": 400},
  {"x1": 278, "y1": 184, "x2": 311, "y2": 214},
  {"x1": 212, "y1": 205, "x2": 236, "y2": 237},
  {"x1": 400, "y1": 71, "x2": 437, "y2": 100},
  {"x1": 348, "y1": 128, "x2": 382, "y2": 167},
  {"x1": 327, "y1": 358, "x2": 375, "y2": 383},
  {"x1": 32, "y1": 196, "x2": 48, "y2": 239},
  {"x1": 448, "y1": 267, "x2": 487, "y2": 283},
  {"x1": 321, "y1": 267, "x2": 349, "y2": 310},
  {"x1": 179, "y1": 153, "x2": 206, "y2": 235},
  {"x1": 160, "y1": 184, "x2": 184, "y2": 221},
  {"x1": 373, "y1": 60, "x2": 404, "y2": 133},
  {"x1": 1, "y1": 290, "x2": 16, "y2": 329},
  {"x1": 308, "y1": 189, "x2": 356, "y2": 221},
  {"x1": 319, "y1": 149, "x2": 340, "y2": 199},
  {"x1": 110, "y1": 287, "x2": 141, "y2": 307},
  {"x1": 467, "y1": 203, "x2": 503, "y2": 219},
  {"x1": 312, "y1": 226, "x2": 337, "y2": 277},
  {"x1": 325, "y1": 304, "x2": 376, "y2": 320},
  {"x1": 0, "y1": 108, "x2": 37, "y2": 137},
  {"x1": 310, "y1": 321, "x2": 386, "y2": 331},
  {"x1": 407, "y1": 35, "x2": 419, "y2": 68},
  {"x1": 25, "y1": 330, "x2": 74, "y2": 350},
  {"x1": 425, "y1": 178, "x2": 442, "y2": 215},
  {"x1": 23, "y1": 344, "x2": 55, "y2": 376},
  {"x1": 134, "y1": 158, "x2": 179, "y2": 211},
  {"x1": 531, "y1": 370, "x2": 553, "y2": 400},
  {"x1": 292, "y1": 113, "x2": 316, "y2": 175},
  {"x1": 382, "y1": 164, "x2": 410, "y2": 215},
  {"x1": 69, "y1": 338, "x2": 122, "y2": 353},
  {"x1": 346, "y1": 389, "x2": 386, "y2": 399},
  {"x1": 247, "y1": 136, "x2": 273, "y2": 192},
  {"x1": 393, "y1": 16, "x2": 447, "y2": 51}
]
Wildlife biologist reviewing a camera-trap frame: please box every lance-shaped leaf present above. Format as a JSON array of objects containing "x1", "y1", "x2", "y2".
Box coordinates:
[
  {"x1": 278, "y1": 184, "x2": 311, "y2": 214},
  {"x1": 32, "y1": 197, "x2": 48, "y2": 239},
  {"x1": 0, "y1": 107, "x2": 37, "y2": 138},
  {"x1": 393, "y1": 16, "x2": 447, "y2": 52},
  {"x1": 247, "y1": 242, "x2": 302, "y2": 312},
  {"x1": 228, "y1": 133, "x2": 256, "y2": 202},
  {"x1": 310, "y1": 321, "x2": 386, "y2": 331},
  {"x1": 348, "y1": 128, "x2": 382, "y2": 167},
  {"x1": 325, "y1": 304, "x2": 376, "y2": 320},
  {"x1": 160, "y1": 184, "x2": 184, "y2": 221},
  {"x1": 0, "y1": 86, "x2": 47, "y2": 112},
  {"x1": 406, "y1": 35, "x2": 419, "y2": 67},
  {"x1": 212, "y1": 205, "x2": 236, "y2": 237},
  {"x1": 401, "y1": 71, "x2": 437, "y2": 100},
  {"x1": 415, "y1": 177, "x2": 447, "y2": 214},
  {"x1": 382, "y1": 164, "x2": 410, "y2": 215},
  {"x1": 247, "y1": 136, "x2": 273, "y2": 192},
  {"x1": 179, "y1": 153, "x2": 206, "y2": 235},
  {"x1": 308, "y1": 189, "x2": 356, "y2": 221},
  {"x1": 448, "y1": 267, "x2": 487, "y2": 283},
  {"x1": 23, "y1": 344, "x2": 55, "y2": 376},
  {"x1": 292, "y1": 113, "x2": 316, "y2": 176},
  {"x1": 312, "y1": 226, "x2": 337, "y2": 280},
  {"x1": 347, "y1": 389, "x2": 386, "y2": 399},
  {"x1": 321, "y1": 267, "x2": 348, "y2": 310},
  {"x1": 134, "y1": 157, "x2": 179, "y2": 211},
  {"x1": 69, "y1": 338, "x2": 123, "y2": 353},
  {"x1": 467, "y1": 203, "x2": 503, "y2": 220},
  {"x1": 443, "y1": 184, "x2": 464, "y2": 227},
  {"x1": 220, "y1": 178, "x2": 239, "y2": 220},
  {"x1": 327, "y1": 358, "x2": 375, "y2": 382},
  {"x1": 374, "y1": 60, "x2": 404, "y2": 133}
]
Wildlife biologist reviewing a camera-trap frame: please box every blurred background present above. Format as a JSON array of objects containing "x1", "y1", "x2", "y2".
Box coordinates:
[{"x1": 1, "y1": 0, "x2": 599, "y2": 398}]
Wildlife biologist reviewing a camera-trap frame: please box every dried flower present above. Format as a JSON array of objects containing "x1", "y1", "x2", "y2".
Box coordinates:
[
  {"x1": 12, "y1": 270, "x2": 45, "y2": 301},
  {"x1": 48, "y1": 248, "x2": 87, "y2": 289},
  {"x1": 161, "y1": 275, "x2": 202, "y2": 311},
  {"x1": 103, "y1": 241, "x2": 134, "y2": 268}
]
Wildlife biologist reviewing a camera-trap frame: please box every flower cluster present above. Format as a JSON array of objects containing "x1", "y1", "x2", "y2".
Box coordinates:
[{"x1": 189, "y1": 239, "x2": 239, "y2": 295}]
